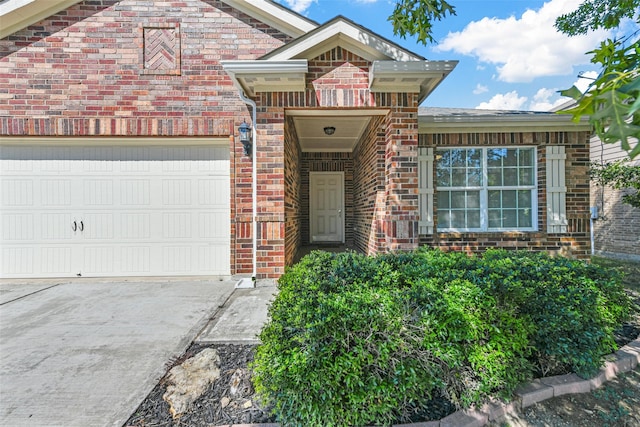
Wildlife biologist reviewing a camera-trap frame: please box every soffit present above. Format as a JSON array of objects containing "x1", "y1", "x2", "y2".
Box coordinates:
[{"x1": 288, "y1": 109, "x2": 388, "y2": 152}]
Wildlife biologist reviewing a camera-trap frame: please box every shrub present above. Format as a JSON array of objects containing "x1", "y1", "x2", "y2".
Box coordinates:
[
  {"x1": 251, "y1": 249, "x2": 631, "y2": 426},
  {"x1": 478, "y1": 249, "x2": 630, "y2": 377}
]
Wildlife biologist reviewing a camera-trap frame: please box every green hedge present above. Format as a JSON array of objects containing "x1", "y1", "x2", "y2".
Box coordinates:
[{"x1": 251, "y1": 249, "x2": 630, "y2": 427}]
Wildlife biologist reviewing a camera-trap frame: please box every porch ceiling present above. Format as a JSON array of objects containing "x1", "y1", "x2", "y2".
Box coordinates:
[{"x1": 288, "y1": 110, "x2": 388, "y2": 152}]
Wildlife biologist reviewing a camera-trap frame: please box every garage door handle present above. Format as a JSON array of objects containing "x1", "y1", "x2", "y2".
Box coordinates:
[
  {"x1": 79, "y1": 221, "x2": 84, "y2": 232},
  {"x1": 72, "y1": 221, "x2": 77, "y2": 232}
]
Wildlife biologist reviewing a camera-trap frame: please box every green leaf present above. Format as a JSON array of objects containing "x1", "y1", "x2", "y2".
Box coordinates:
[{"x1": 559, "y1": 85, "x2": 585, "y2": 101}]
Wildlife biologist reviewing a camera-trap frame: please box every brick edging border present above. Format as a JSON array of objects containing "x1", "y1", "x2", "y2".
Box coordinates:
[{"x1": 220, "y1": 336, "x2": 640, "y2": 427}]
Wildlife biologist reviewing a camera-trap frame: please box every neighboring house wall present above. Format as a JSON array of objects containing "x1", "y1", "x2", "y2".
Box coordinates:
[
  {"x1": 419, "y1": 131, "x2": 592, "y2": 258},
  {"x1": 590, "y1": 137, "x2": 640, "y2": 260}
]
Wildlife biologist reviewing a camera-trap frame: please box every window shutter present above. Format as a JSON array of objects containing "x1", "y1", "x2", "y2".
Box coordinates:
[
  {"x1": 546, "y1": 145, "x2": 567, "y2": 233},
  {"x1": 418, "y1": 147, "x2": 434, "y2": 234}
]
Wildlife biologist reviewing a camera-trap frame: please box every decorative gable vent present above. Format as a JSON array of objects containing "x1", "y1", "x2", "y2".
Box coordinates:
[{"x1": 141, "y1": 23, "x2": 181, "y2": 75}]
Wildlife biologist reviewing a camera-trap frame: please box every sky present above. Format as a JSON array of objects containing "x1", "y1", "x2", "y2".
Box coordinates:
[{"x1": 273, "y1": 0, "x2": 639, "y2": 111}]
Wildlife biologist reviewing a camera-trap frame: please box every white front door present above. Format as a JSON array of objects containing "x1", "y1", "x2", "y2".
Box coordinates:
[
  {"x1": 0, "y1": 143, "x2": 230, "y2": 278},
  {"x1": 310, "y1": 172, "x2": 344, "y2": 243}
]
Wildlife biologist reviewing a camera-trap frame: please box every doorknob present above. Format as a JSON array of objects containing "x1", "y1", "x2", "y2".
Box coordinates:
[{"x1": 338, "y1": 209, "x2": 342, "y2": 218}]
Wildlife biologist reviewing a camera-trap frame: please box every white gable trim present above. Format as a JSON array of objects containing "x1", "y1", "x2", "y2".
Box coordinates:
[
  {"x1": 221, "y1": 0, "x2": 317, "y2": 37},
  {"x1": 262, "y1": 17, "x2": 424, "y2": 62},
  {"x1": 0, "y1": 0, "x2": 81, "y2": 39},
  {"x1": 0, "y1": 0, "x2": 317, "y2": 39}
]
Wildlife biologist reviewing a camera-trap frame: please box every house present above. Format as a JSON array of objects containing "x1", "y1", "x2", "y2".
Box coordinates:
[
  {"x1": 0, "y1": 0, "x2": 593, "y2": 279},
  {"x1": 590, "y1": 135, "x2": 640, "y2": 260}
]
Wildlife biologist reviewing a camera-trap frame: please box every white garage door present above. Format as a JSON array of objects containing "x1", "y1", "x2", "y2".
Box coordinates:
[{"x1": 0, "y1": 143, "x2": 230, "y2": 278}]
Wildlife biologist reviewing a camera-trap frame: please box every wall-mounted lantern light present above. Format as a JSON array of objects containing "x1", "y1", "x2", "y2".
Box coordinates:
[{"x1": 239, "y1": 120, "x2": 252, "y2": 156}]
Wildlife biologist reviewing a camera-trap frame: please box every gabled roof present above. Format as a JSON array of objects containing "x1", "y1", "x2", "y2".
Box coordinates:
[
  {"x1": 262, "y1": 15, "x2": 423, "y2": 62},
  {"x1": 223, "y1": 16, "x2": 457, "y2": 103},
  {"x1": 0, "y1": 0, "x2": 318, "y2": 39}
]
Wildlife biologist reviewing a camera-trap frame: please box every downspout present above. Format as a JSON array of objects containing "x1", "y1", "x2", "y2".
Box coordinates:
[{"x1": 236, "y1": 91, "x2": 257, "y2": 288}]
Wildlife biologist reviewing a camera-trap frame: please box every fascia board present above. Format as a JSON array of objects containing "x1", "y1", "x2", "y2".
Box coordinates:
[
  {"x1": 221, "y1": 59, "x2": 308, "y2": 74},
  {"x1": 264, "y1": 19, "x2": 422, "y2": 61},
  {"x1": 0, "y1": 0, "x2": 82, "y2": 39},
  {"x1": 418, "y1": 115, "x2": 592, "y2": 133},
  {"x1": 221, "y1": 0, "x2": 317, "y2": 38}
]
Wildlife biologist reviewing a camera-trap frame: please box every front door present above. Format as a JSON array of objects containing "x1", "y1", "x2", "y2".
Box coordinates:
[{"x1": 310, "y1": 172, "x2": 344, "y2": 243}]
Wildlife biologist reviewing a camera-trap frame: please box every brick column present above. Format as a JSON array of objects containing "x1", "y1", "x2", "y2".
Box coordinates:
[
  {"x1": 255, "y1": 104, "x2": 286, "y2": 278},
  {"x1": 381, "y1": 100, "x2": 419, "y2": 252}
]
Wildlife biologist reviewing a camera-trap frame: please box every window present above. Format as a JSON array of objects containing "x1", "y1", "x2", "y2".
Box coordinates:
[{"x1": 436, "y1": 147, "x2": 537, "y2": 231}]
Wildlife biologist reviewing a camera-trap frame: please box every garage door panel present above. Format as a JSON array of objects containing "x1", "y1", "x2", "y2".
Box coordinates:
[
  {"x1": 1, "y1": 144, "x2": 230, "y2": 278},
  {"x1": 162, "y1": 180, "x2": 192, "y2": 205},
  {"x1": 163, "y1": 212, "x2": 191, "y2": 239},
  {"x1": 120, "y1": 180, "x2": 151, "y2": 206},
  {"x1": 41, "y1": 246, "x2": 73, "y2": 274},
  {"x1": 163, "y1": 246, "x2": 193, "y2": 273},
  {"x1": 84, "y1": 180, "x2": 113, "y2": 206},
  {"x1": 120, "y1": 247, "x2": 151, "y2": 274},
  {"x1": 198, "y1": 212, "x2": 229, "y2": 239},
  {"x1": 120, "y1": 213, "x2": 151, "y2": 239},
  {"x1": 2, "y1": 179, "x2": 33, "y2": 206},
  {"x1": 198, "y1": 178, "x2": 229, "y2": 205},
  {"x1": 2, "y1": 247, "x2": 34, "y2": 275},
  {"x1": 1, "y1": 213, "x2": 34, "y2": 241},
  {"x1": 83, "y1": 246, "x2": 115, "y2": 275},
  {"x1": 41, "y1": 180, "x2": 72, "y2": 206},
  {"x1": 82, "y1": 213, "x2": 114, "y2": 239},
  {"x1": 41, "y1": 213, "x2": 74, "y2": 240}
]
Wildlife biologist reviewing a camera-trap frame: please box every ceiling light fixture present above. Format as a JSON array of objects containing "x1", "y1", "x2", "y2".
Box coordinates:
[{"x1": 323, "y1": 126, "x2": 336, "y2": 135}]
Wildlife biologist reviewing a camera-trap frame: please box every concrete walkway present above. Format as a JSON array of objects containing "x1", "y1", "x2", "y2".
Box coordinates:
[{"x1": 0, "y1": 277, "x2": 241, "y2": 427}]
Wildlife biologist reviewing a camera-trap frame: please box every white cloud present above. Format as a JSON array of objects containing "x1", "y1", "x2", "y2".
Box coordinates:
[
  {"x1": 476, "y1": 91, "x2": 528, "y2": 110},
  {"x1": 435, "y1": 0, "x2": 609, "y2": 83},
  {"x1": 528, "y1": 87, "x2": 569, "y2": 111},
  {"x1": 574, "y1": 70, "x2": 599, "y2": 93},
  {"x1": 281, "y1": 0, "x2": 316, "y2": 13},
  {"x1": 473, "y1": 84, "x2": 489, "y2": 95}
]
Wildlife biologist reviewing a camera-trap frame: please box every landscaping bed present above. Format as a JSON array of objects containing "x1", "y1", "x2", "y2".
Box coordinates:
[{"x1": 125, "y1": 250, "x2": 640, "y2": 427}]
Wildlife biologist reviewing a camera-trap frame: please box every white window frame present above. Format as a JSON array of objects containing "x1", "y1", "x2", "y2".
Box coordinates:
[{"x1": 435, "y1": 146, "x2": 538, "y2": 232}]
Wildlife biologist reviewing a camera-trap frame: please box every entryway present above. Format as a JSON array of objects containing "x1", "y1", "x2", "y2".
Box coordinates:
[{"x1": 309, "y1": 171, "x2": 344, "y2": 243}]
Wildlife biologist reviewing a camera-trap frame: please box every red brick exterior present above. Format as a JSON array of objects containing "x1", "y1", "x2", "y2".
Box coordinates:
[
  {"x1": 0, "y1": 0, "x2": 593, "y2": 278},
  {"x1": 419, "y1": 131, "x2": 592, "y2": 258},
  {"x1": 0, "y1": 0, "x2": 294, "y2": 277}
]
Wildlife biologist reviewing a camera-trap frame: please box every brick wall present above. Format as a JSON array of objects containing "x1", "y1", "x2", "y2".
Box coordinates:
[
  {"x1": 353, "y1": 115, "x2": 386, "y2": 254},
  {"x1": 284, "y1": 116, "x2": 302, "y2": 267},
  {"x1": 0, "y1": 0, "x2": 292, "y2": 276},
  {"x1": 419, "y1": 131, "x2": 592, "y2": 258},
  {"x1": 590, "y1": 138, "x2": 640, "y2": 259}
]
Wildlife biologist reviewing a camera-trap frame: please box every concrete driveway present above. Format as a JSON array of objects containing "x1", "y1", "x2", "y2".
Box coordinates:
[{"x1": 0, "y1": 277, "x2": 236, "y2": 427}]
